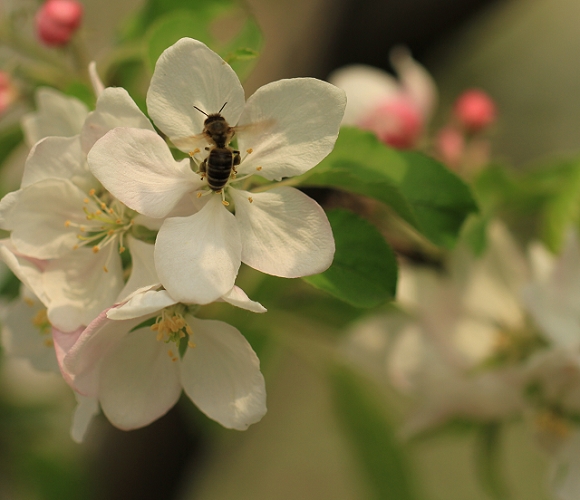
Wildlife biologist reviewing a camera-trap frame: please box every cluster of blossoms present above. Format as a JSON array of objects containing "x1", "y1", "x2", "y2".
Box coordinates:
[
  {"x1": 344, "y1": 222, "x2": 580, "y2": 499},
  {"x1": 0, "y1": 38, "x2": 346, "y2": 440}
]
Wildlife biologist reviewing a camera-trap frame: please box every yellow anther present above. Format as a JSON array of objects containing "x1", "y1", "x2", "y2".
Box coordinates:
[
  {"x1": 222, "y1": 200, "x2": 230, "y2": 206},
  {"x1": 188, "y1": 341, "x2": 196, "y2": 348},
  {"x1": 73, "y1": 244, "x2": 79, "y2": 250},
  {"x1": 95, "y1": 210, "x2": 102, "y2": 216},
  {"x1": 248, "y1": 197, "x2": 253, "y2": 203},
  {"x1": 103, "y1": 266, "x2": 108, "y2": 273},
  {"x1": 256, "y1": 166, "x2": 262, "y2": 171},
  {"x1": 80, "y1": 225, "x2": 86, "y2": 232},
  {"x1": 44, "y1": 338, "x2": 54, "y2": 348},
  {"x1": 83, "y1": 198, "x2": 89, "y2": 204},
  {"x1": 107, "y1": 229, "x2": 115, "y2": 236},
  {"x1": 189, "y1": 148, "x2": 200, "y2": 156},
  {"x1": 119, "y1": 246, "x2": 126, "y2": 254},
  {"x1": 92, "y1": 246, "x2": 100, "y2": 253},
  {"x1": 89, "y1": 189, "x2": 96, "y2": 196},
  {"x1": 246, "y1": 148, "x2": 253, "y2": 154},
  {"x1": 196, "y1": 192, "x2": 203, "y2": 198},
  {"x1": 64, "y1": 220, "x2": 71, "y2": 228},
  {"x1": 24, "y1": 298, "x2": 35, "y2": 307},
  {"x1": 115, "y1": 219, "x2": 122, "y2": 224},
  {"x1": 108, "y1": 208, "x2": 114, "y2": 214},
  {"x1": 32, "y1": 309, "x2": 49, "y2": 328}
]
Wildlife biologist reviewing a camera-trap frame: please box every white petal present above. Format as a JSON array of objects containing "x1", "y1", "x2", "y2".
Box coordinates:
[
  {"x1": 327, "y1": 65, "x2": 400, "y2": 125},
  {"x1": 155, "y1": 195, "x2": 242, "y2": 304},
  {"x1": 220, "y1": 286, "x2": 267, "y2": 313},
  {"x1": 0, "y1": 190, "x2": 20, "y2": 230},
  {"x1": 10, "y1": 179, "x2": 97, "y2": 259},
  {"x1": 21, "y1": 88, "x2": 89, "y2": 145},
  {"x1": 71, "y1": 394, "x2": 99, "y2": 443},
  {"x1": 88, "y1": 127, "x2": 201, "y2": 218},
  {"x1": 2, "y1": 295, "x2": 59, "y2": 372},
  {"x1": 390, "y1": 47, "x2": 437, "y2": 120},
  {"x1": 108, "y1": 289, "x2": 177, "y2": 320},
  {"x1": 147, "y1": 38, "x2": 245, "y2": 150},
  {"x1": 180, "y1": 317, "x2": 266, "y2": 430},
  {"x1": 236, "y1": 78, "x2": 346, "y2": 180},
  {"x1": 88, "y1": 61, "x2": 105, "y2": 98},
  {"x1": 43, "y1": 246, "x2": 124, "y2": 331},
  {"x1": 0, "y1": 241, "x2": 49, "y2": 305},
  {"x1": 52, "y1": 325, "x2": 83, "y2": 387},
  {"x1": 81, "y1": 87, "x2": 155, "y2": 154},
  {"x1": 21, "y1": 135, "x2": 95, "y2": 192},
  {"x1": 99, "y1": 327, "x2": 182, "y2": 430},
  {"x1": 117, "y1": 237, "x2": 159, "y2": 301},
  {"x1": 231, "y1": 187, "x2": 335, "y2": 277}
]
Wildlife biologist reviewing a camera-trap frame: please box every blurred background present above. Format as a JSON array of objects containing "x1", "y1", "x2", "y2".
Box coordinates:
[{"x1": 3, "y1": 0, "x2": 580, "y2": 498}]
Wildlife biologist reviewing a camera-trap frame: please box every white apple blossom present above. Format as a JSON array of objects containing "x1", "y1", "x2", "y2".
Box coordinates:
[
  {"x1": 328, "y1": 47, "x2": 436, "y2": 149},
  {"x1": 88, "y1": 37, "x2": 346, "y2": 305},
  {"x1": 58, "y1": 286, "x2": 267, "y2": 431}
]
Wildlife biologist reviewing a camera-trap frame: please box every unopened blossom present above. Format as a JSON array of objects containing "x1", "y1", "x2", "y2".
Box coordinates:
[
  {"x1": 453, "y1": 89, "x2": 496, "y2": 133},
  {"x1": 35, "y1": 0, "x2": 83, "y2": 47},
  {"x1": 0, "y1": 72, "x2": 17, "y2": 115},
  {"x1": 328, "y1": 47, "x2": 437, "y2": 149},
  {"x1": 58, "y1": 286, "x2": 267, "y2": 430},
  {"x1": 89, "y1": 37, "x2": 345, "y2": 305}
]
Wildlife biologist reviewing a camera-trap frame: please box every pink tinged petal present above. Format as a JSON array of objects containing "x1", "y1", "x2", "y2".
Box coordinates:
[
  {"x1": 327, "y1": 65, "x2": 401, "y2": 125},
  {"x1": 236, "y1": 78, "x2": 346, "y2": 181},
  {"x1": 21, "y1": 135, "x2": 95, "y2": 192},
  {"x1": 147, "y1": 37, "x2": 245, "y2": 150},
  {"x1": 98, "y1": 327, "x2": 182, "y2": 430},
  {"x1": 220, "y1": 286, "x2": 267, "y2": 313},
  {"x1": 10, "y1": 178, "x2": 98, "y2": 259},
  {"x1": 0, "y1": 242, "x2": 49, "y2": 305},
  {"x1": 117, "y1": 237, "x2": 159, "y2": 302},
  {"x1": 62, "y1": 310, "x2": 145, "y2": 394},
  {"x1": 53, "y1": 325, "x2": 84, "y2": 386},
  {"x1": 108, "y1": 289, "x2": 177, "y2": 321},
  {"x1": 231, "y1": 187, "x2": 335, "y2": 277},
  {"x1": 88, "y1": 127, "x2": 201, "y2": 218},
  {"x1": 155, "y1": 195, "x2": 242, "y2": 304},
  {"x1": 71, "y1": 394, "x2": 99, "y2": 443},
  {"x1": 43, "y1": 246, "x2": 124, "y2": 332},
  {"x1": 390, "y1": 46, "x2": 437, "y2": 120},
  {"x1": 80, "y1": 87, "x2": 155, "y2": 154},
  {"x1": 180, "y1": 317, "x2": 266, "y2": 430},
  {"x1": 22, "y1": 87, "x2": 88, "y2": 145}
]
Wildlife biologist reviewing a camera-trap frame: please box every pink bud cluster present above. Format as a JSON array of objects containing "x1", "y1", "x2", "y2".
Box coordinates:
[{"x1": 36, "y1": 0, "x2": 83, "y2": 47}]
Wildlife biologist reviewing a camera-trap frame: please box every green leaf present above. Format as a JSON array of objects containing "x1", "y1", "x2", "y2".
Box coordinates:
[
  {"x1": 144, "y1": 2, "x2": 262, "y2": 79},
  {"x1": 0, "y1": 125, "x2": 23, "y2": 174},
  {"x1": 303, "y1": 209, "x2": 397, "y2": 308},
  {"x1": 297, "y1": 127, "x2": 478, "y2": 248},
  {"x1": 330, "y1": 365, "x2": 418, "y2": 500}
]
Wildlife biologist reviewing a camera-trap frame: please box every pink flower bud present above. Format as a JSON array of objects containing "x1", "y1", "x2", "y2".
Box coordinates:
[
  {"x1": 36, "y1": 0, "x2": 83, "y2": 47},
  {"x1": 358, "y1": 96, "x2": 423, "y2": 149},
  {"x1": 453, "y1": 89, "x2": 496, "y2": 133}
]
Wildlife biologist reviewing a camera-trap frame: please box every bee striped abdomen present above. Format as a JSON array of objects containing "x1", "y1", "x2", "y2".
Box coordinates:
[{"x1": 206, "y1": 147, "x2": 234, "y2": 191}]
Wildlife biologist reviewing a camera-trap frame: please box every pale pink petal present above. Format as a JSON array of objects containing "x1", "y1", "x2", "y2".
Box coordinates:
[
  {"x1": 180, "y1": 317, "x2": 266, "y2": 430},
  {"x1": 231, "y1": 187, "x2": 334, "y2": 277},
  {"x1": 70, "y1": 394, "x2": 99, "y2": 443},
  {"x1": 99, "y1": 327, "x2": 182, "y2": 430},
  {"x1": 235, "y1": 78, "x2": 346, "y2": 180},
  {"x1": 147, "y1": 38, "x2": 245, "y2": 150},
  {"x1": 155, "y1": 195, "x2": 242, "y2": 304},
  {"x1": 88, "y1": 127, "x2": 202, "y2": 218}
]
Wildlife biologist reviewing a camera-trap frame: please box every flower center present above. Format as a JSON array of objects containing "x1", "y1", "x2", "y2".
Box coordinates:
[
  {"x1": 31, "y1": 307, "x2": 53, "y2": 347},
  {"x1": 150, "y1": 306, "x2": 196, "y2": 361},
  {"x1": 65, "y1": 188, "x2": 134, "y2": 254}
]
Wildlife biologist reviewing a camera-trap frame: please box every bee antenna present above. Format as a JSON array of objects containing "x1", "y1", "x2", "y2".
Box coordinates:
[
  {"x1": 218, "y1": 102, "x2": 228, "y2": 114},
  {"x1": 193, "y1": 105, "x2": 208, "y2": 117}
]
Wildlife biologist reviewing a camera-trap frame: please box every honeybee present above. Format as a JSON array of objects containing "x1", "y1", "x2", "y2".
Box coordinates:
[{"x1": 192, "y1": 103, "x2": 241, "y2": 193}]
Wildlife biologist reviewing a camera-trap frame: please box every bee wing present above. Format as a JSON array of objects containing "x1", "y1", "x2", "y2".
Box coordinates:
[
  {"x1": 232, "y1": 118, "x2": 277, "y2": 138},
  {"x1": 171, "y1": 132, "x2": 209, "y2": 153}
]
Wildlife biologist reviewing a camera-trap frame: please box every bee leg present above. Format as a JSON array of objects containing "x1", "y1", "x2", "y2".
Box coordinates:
[
  {"x1": 231, "y1": 150, "x2": 241, "y2": 176},
  {"x1": 199, "y1": 159, "x2": 207, "y2": 179}
]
